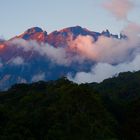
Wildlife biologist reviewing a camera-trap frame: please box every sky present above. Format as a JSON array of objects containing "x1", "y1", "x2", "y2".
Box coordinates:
[{"x1": 0, "y1": 0, "x2": 140, "y2": 39}]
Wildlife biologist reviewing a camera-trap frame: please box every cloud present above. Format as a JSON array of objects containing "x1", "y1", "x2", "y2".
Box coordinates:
[
  {"x1": 69, "y1": 22, "x2": 140, "y2": 64},
  {"x1": 6, "y1": 22, "x2": 140, "y2": 84},
  {"x1": 103, "y1": 0, "x2": 134, "y2": 20},
  {"x1": 68, "y1": 54, "x2": 140, "y2": 83},
  {"x1": 9, "y1": 38, "x2": 86, "y2": 66},
  {"x1": 32, "y1": 73, "x2": 45, "y2": 82},
  {"x1": 68, "y1": 22, "x2": 140, "y2": 83},
  {"x1": 37, "y1": 44, "x2": 70, "y2": 66},
  {"x1": 11, "y1": 56, "x2": 24, "y2": 65},
  {"x1": 122, "y1": 22, "x2": 140, "y2": 38},
  {"x1": 10, "y1": 22, "x2": 140, "y2": 67},
  {"x1": 10, "y1": 39, "x2": 75, "y2": 66}
]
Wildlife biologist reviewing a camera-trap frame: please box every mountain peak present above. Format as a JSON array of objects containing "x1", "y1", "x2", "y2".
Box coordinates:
[
  {"x1": 25, "y1": 27, "x2": 43, "y2": 34},
  {"x1": 10, "y1": 26, "x2": 121, "y2": 46},
  {"x1": 14, "y1": 27, "x2": 48, "y2": 42},
  {"x1": 60, "y1": 26, "x2": 88, "y2": 35}
]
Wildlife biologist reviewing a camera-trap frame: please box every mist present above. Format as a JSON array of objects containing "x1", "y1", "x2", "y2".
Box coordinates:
[{"x1": 68, "y1": 54, "x2": 140, "y2": 83}]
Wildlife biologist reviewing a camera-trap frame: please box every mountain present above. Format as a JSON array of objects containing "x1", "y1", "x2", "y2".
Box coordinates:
[
  {"x1": 46, "y1": 26, "x2": 101, "y2": 47},
  {"x1": 0, "y1": 71, "x2": 140, "y2": 139},
  {"x1": 12, "y1": 26, "x2": 120, "y2": 47},
  {"x1": 0, "y1": 26, "x2": 122, "y2": 90},
  {"x1": 12, "y1": 27, "x2": 48, "y2": 42}
]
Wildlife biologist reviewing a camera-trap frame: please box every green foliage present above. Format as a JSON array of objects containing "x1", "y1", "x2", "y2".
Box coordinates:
[{"x1": 0, "y1": 71, "x2": 140, "y2": 140}]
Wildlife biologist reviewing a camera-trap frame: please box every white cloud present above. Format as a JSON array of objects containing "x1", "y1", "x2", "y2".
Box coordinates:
[
  {"x1": 11, "y1": 56, "x2": 24, "y2": 65},
  {"x1": 68, "y1": 54, "x2": 140, "y2": 83},
  {"x1": 10, "y1": 39, "x2": 74, "y2": 66},
  {"x1": 31, "y1": 73, "x2": 45, "y2": 82}
]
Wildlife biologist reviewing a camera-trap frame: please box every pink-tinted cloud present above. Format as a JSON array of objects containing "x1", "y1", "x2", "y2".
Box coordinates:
[
  {"x1": 69, "y1": 22, "x2": 140, "y2": 64},
  {"x1": 103, "y1": 0, "x2": 133, "y2": 20},
  {"x1": 68, "y1": 22, "x2": 140, "y2": 83}
]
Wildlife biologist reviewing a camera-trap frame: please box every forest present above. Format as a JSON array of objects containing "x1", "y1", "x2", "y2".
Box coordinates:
[{"x1": 0, "y1": 71, "x2": 140, "y2": 140}]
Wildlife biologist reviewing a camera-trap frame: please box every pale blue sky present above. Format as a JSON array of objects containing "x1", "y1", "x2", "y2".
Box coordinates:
[{"x1": 0, "y1": 0, "x2": 140, "y2": 39}]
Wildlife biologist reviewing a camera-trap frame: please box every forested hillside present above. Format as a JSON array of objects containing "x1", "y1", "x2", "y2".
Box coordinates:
[{"x1": 0, "y1": 71, "x2": 140, "y2": 140}]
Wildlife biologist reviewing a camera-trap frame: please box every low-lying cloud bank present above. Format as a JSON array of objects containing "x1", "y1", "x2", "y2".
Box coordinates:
[{"x1": 68, "y1": 54, "x2": 140, "y2": 83}]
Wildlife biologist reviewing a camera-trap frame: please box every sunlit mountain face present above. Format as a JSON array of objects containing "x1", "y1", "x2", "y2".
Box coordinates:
[
  {"x1": 13, "y1": 27, "x2": 48, "y2": 42},
  {"x1": 11, "y1": 26, "x2": 121, "y2": 47},
  {"x1": 0, "y1": 26, "x2": 123, "y2": 90}
]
